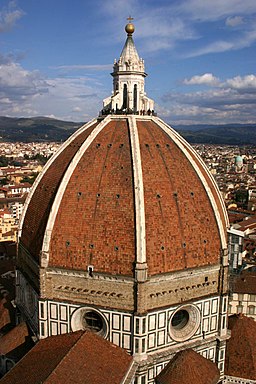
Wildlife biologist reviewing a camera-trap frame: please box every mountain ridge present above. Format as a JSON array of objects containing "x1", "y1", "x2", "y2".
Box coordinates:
[{"x1": 0, "y1": 116, "x2": 255, "y2": 144}]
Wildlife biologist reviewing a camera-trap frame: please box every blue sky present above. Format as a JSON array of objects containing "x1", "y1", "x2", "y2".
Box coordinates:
[{"x1": 0, "y1": 0, "x2": 256, "y2": 125}]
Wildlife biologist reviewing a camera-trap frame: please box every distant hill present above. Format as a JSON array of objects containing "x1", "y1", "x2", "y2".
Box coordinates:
[
  {"x1": 174, "y1": 124, "x2": 256, "y2": 145},
  {"x1": 0, "y1": 116, "x2": 255, "y2": 144},
  {"x1": 0, "y1": 116, "x2": 83, "y2": 142}
]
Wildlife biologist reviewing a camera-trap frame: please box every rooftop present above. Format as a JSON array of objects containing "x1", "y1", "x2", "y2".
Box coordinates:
[
  {"x1": 0, "y1": 330, "x2": 134, "y2": 384},
  {"x1": 225, "y1": 314, "x2": 256, "y2": 380},
  {"x1": 156, "y1": 348, "x2": 220, "y2": 384}
]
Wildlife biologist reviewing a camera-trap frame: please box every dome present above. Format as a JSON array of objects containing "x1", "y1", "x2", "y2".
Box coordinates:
[
  {"x1": 16, "y1": 22, "x2": 230, "y2": 381},
  {"x1": 156, "y1": 348, "x2": 220, "y2": 384},
  {"x1": 235, "y1": 155, "x2": 243, "y2": 165},
  {"x1": 19, "y1": 115, "x2": 228, "y2": 277},
  {"x1": 225, "y1": 314, "x2": 256, "y2": 380}
]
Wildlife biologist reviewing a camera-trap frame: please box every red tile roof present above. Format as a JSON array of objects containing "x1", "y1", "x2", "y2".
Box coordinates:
[
  {"x1": 137, "y1": 120, "x2": 223, "y2": 273},
  {"x1": 155, "y1": 348, "x2": 220, "y2": 384},
  {"x1": 0, "y1": 331, "x2": 134, "y2": 384},
  {"x1": 20, "y1": 117, "x2": 227, "y2": 276},
  {"x1": 225, "y1": 314, "x2": 256, "y2": 380},
  {"x1": 21, "y1": 123, "x2": 98, "y2": 262},
  {"x1": 0, "y1": 322, "x2": 30, "y2": 355},
  {"x1": 234, "y1": 215, "x2": 256, "y2": 232},
  {"x1": 232, "y1": 268, "x2": 256, "y2": 294}
]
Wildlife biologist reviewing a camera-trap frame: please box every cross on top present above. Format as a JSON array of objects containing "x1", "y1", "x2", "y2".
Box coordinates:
[{"x1": 127, "y1": 16, "x2": 134, "y2": 22}]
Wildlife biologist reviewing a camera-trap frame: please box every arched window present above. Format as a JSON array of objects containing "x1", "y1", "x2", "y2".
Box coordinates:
[
  {"x1": 122, "y1": 84, "x2": 127, "y2": 110},
  {"x1": 133, "y1": 84, "x2": 137, "y2": 112}
]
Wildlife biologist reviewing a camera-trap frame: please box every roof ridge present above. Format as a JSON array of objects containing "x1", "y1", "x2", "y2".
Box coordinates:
[{"x1": 43, "y1": 331, "x2": 84, "y2": 383}]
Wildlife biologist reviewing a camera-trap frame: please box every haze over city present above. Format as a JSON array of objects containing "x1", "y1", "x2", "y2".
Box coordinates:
[{"x1": 0, "y1": 0, "x2": 256, "y2": 124}]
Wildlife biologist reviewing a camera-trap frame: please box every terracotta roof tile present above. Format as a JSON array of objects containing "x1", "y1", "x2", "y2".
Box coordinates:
[
  {"x1": 232, "y1": 269, "x2": 256, "y2": 294},
  {"x1": 20, "y1": 116, "x2": 226, "y2": 276},
  {"x1": 21, "y1": 123, "x2": 98, "y2": 261},
  {"x1": 0, "y1": 322, "x2": 32, "y2": 357},
  {"x1": 0, "y1": 331, "x2": 134, "y2": 384},
  {"x1": 49, "y1": 119, "x2": 135, "y2": 275},
  {"x1": 155, "y1": 348, "x2": 220, "y2": 384},
  {"x1": 225, "y1": 314, "x2": 256, "y2": 380},
  {"x1": 137, "y1": 120, "x2": 222, "y2": 274}
]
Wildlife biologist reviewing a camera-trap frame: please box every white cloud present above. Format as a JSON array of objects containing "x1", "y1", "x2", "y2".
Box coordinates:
[
  {"x1": 100, "y1": 0, "x2": 138, "y2": 19},
  {"x1": 183, "y1": 73, "x2": 220, "y2": 86},
  {"x1": 177, "y1": 0, "x2": 256, "y2": 22},
  {"x1": 162, "y1": 73, "x2": 256, "y2": 124},
  {"x1": 0, "y1": 61, "x2": 49, "y2": 103},
  {"x1": 183, "y1": 25, "x2": 256, "y2": 57},
  {"x1": 0, "y1": 0, "x2": 255, "y2": 125},
  {"x1": 183, "y1": 74, "x2": 256, "y2": 91},
  {"x1": 98, "y1": 1, "x2": 198, "y2": 53},
  {"x1": 98, "y1": 0, "x2": 256, "y2": 57},
  {"x1": 72, "y1": 107, "x2": 82, "y2": 112},
  {"x1": 0, "y1": 57, "x2": 106, "y2": 121},
  {"x1": 0, "y1": 1, "x2": 25, "y2": 33},
  {"x1": 184, "y1": 40, "x2": 235, "y2": 57},
  {"x1": 53, "y1": 64, "x2": 112, "y2": 72},
  {"x1": 224, "y1": 75, "x2": 256, "y2": 90},
  {"x1": 136, "y1": 15, "x2": 198, "y2": 52},
  {"x1": 226, "y1": 16, "x2": 244, "y2": 27}
]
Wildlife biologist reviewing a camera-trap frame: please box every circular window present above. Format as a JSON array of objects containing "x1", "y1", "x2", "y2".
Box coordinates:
[
  {"x1": 169, "y1": 305, "x2": 200, "y2": 342},
  {"x1": 82, "y1": 311, "x2": 103, "y2": 333},
  {"x1": 171, "y1": 309, "x2": 189, "y2": 329},
  {"x1": 71, "y1": 307, "x2": 108, "y2": 337}
]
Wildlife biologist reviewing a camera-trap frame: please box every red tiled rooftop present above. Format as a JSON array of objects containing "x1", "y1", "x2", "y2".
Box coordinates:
[
  {"x1": 225, "y1": 314, "x2": 256, "y2": 380},
  {"x1": 156, "y1": 348, "x2": 220, "y2": 384},
  {"x1": 232, "y1": 214, "x2": 256, "y2": 232},
  {"x1": 0, "y1": 322, "x2": 30, "y2": 355},
  {"x1": 0, "y1": 331, "x2": 134, "y2": 384},
  {"x1": 232, "y1": 268, "x2": 256, "y2": 294},
  {"x1": 21, "y1": 122, "x2": 98, "y2": 262}
]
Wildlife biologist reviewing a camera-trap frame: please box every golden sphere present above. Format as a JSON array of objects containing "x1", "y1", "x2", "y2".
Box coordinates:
[{"x1": 125, "y1": 23, "x2": 135, "y2": 34}]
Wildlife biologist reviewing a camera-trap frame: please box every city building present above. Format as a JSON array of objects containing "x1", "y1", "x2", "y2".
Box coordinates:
[
  {"x1": 229, "y1": 213, "x2": 256, "y2": 268},
  {"x1": 228, "y1": 267, "x2": 256, "y2": 321},
  {"x1": 227, "y1": 227, "x2": 244, "y2": 273},
  {"x1": 0, "y1": 211, "x2": 17, "y2": 243}
]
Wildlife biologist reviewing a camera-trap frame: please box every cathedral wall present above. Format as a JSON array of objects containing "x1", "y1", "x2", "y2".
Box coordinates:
[
  {"x1": 39, "y1": 264, "x2": 224, "y2": 313},
  {"x1": 16, "y1": 264, "x2": 227, "y2": 384},
  {"x1": 136, "y1": 339, "x2": 223, "y2": 384},
  {"x1": 37, "y1": 292, "x2": 227, "y2": 383},
  {"x1": 38, "y1": 294, "x2": 226, "y2": 352},
  {"x1": 17, "y1": 243, "x2": 40, "y2": 291},
  {"x1": 40, "y1": 268, "x2": 135, "y2": 310},
  {"x1": 16, "y1": 270, "x2": 39, "y2": 333},
  {"x1": 138, "y1": 265, "x2": 221, "y2": 312}
]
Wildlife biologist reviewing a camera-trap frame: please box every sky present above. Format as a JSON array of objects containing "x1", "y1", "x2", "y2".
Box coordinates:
[{"x1": 0, "y1": 0, "x2": 256, "y2": 125}]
